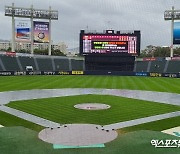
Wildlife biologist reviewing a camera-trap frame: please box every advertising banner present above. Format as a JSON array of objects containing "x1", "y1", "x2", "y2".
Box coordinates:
[
  {"x1": 34, "y1": 21, "x2": 49, "y2": 43},
  {"x1": 143, "y1": 57, "x2": 156, "y2": 61},
  {"x1": 173, "y1": 22, "x2": 180, "y2": 44},
  {"x1": 15, "y1": 20, "x2": 31, "y2": 42}
]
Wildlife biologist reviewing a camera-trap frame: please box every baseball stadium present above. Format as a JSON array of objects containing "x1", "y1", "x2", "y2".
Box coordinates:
[{"x1": 0, "y1": 1, "x2": 180, "y2": 154}]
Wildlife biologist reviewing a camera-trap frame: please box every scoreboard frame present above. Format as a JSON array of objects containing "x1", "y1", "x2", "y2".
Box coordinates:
[{"x1": 80, "y1": 30, "x2": 141, "y2": 56}]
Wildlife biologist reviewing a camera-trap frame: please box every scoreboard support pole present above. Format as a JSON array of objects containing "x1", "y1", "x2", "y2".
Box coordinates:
[
  {"x1": 11, "y1": 3, "x2": 15, "y2": 52},
  {"x1": 31, "y1": 5, "x2": 34, "y2": 54},
  {"x1": 48, "y1": 6, "x2": 52, "y2": 56},
  {"x1": 170, "y1": 6, "x2": 174, "y2": 58}
]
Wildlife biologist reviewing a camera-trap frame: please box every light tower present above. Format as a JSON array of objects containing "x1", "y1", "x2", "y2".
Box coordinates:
[
  {"x1": 5, "y1": 3, "x2": 58, "y2": 55},
  {"x1": 164, "y1": 6, "x2": 180, "y2": 58}
]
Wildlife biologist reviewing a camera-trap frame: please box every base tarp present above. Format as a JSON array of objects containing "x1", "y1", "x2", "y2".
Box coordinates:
[{"x1": 162, "y1": 126, "x2": 180, "y2": 137}]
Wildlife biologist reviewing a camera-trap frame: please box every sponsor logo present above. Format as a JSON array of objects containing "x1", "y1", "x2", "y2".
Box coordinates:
[
  {"x1": 72, "y1": 71, "x2": 84, "y2": 75},
  {"x1": 151, "y1": 139, "x2": 180, "y2": 148}
]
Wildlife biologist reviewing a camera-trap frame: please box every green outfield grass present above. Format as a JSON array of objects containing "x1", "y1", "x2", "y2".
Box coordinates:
[
  {"x1": 0, "y1": 76, "x2": 179, "y2": 93},
  {"x1": 7, "y1": 95, "x2": 180, "y2": 125},
  {"x1": 0, "y1": 111, "x2": 44, "y2": 132}
]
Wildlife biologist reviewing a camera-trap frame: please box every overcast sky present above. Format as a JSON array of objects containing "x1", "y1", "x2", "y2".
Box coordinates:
[{"x1": 0, "y1": 0, "x2": 179, "y2": 49}]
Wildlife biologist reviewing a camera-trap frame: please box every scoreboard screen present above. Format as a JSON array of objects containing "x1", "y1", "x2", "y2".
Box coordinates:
[{"x1": 80, "y1": 30, "x2": 141, "y2": 56}]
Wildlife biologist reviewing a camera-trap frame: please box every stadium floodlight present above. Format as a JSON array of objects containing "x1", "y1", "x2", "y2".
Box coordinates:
[
  {"x1": 164, "y1": 6, "x2": 180, "y2": 58},
  {"x1": 5, "y1": 3, "x2": 58, "y2": 55},
  {"x1": 5, "y1": 6, "x2": 58, "y2": 20},
  {"x1": 164, "y1": 10, "x2": 180, "y2": 20}
]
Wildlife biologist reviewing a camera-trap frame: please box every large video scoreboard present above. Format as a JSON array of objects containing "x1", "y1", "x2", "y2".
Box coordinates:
[{"x1": 80, "y1": 30, "x2": 141, "y2": 56}]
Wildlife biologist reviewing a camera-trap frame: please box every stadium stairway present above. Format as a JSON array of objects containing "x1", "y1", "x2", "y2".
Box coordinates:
[
  {"x1": 0, "y1": 56, "x2": 5, "y2": 71},
  {"x1": 0, "y1": 55, "x2": 20, "y2": 71}
]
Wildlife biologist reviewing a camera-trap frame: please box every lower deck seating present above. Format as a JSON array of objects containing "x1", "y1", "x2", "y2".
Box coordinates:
[
  {"x1": 135, "y1": 61, "x2": 149, "y2": 72},
  {"x1": 18, "y1": 56, "x2": 37, "y2": 71},
  {"x1": 166, "y1": 61, "x2": 180, "y2": 73},
  {"x1": 71, "y1": 59, "x2": 84, "y2": 70},
  {"x1": 54, "y1": 58, "x2": 69, "y2": 71},
  {"x1": 149, "y1": 61, "x2": 166, "y2": 73},
  {"x1": 36, "y1": 58, "x2": 53, "y2": 71},
  {"x1": 0, "y1": 55, "x2": 20, "y2": 71}
]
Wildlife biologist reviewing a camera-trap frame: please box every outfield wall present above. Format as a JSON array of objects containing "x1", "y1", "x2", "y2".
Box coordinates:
[{"x1": 0, "y1": 71, "x2": 179, "y2": 78}]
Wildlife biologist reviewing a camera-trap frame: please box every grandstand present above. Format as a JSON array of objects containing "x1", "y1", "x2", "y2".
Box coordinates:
[
  {"x1": 36, "y1": 58, "x2": 53, "y2": 71},
  {"x1": 0, "y1": 52, "x2": 180, "y2": 73},
  {"x1": 0, "y1": 53, "x2": 84, "y2": 72},
  {"x1": 71, "y1": 59, "x2": 84, "y2": 71},
  {"x1": 166, "y1": 60, "x2": 180, "y2": 73},
  {"x1": 150, "y1": 61, "x2": 167, "y2": 73},
  {"x1": 0, "y1": 55, "x2": 20, "y2": 71},
  {"x1": 54, "y1": 58, "x2": 69, "y2": 71},
  {"x1": 18, "y1": 56, "x2": 37, "y2": 71},
  {"x1": 135, "y1": 59, "x2": 180, "y2": 73},
  {"x1": 134, "y1": 61, "x2": 149, "y2": 72}
]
